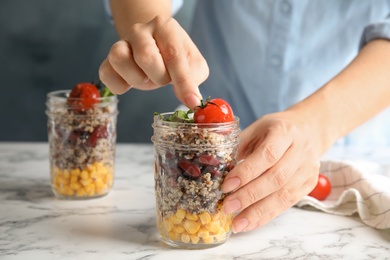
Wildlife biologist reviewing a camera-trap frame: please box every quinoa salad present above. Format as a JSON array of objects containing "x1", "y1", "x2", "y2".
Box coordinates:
[
  {"x1": 152, "y1": 110, "x2": 240, "y2": 247},
  {"x1": 46, "y1": 84, "x2": 118, "y2": 199}
]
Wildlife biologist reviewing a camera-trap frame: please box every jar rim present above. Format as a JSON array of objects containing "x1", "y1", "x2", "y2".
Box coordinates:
[
  {"x1": 46, "y1": 90, "x2": 118, "y2": 117},
  {"x1": 47, "y1": 89, "x2": 117, "y2": 103},
  {"x1": 153, "y1": 112, "x2": 240, "y2": 127}
]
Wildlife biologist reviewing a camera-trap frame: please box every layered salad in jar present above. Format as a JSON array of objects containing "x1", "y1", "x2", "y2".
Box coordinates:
[
  {"x1": 46, "y1": 82, "x2": 118, "y2": 199},
  {"x1": 152, "y1": 98, "x2": 240, "y2": 248}
]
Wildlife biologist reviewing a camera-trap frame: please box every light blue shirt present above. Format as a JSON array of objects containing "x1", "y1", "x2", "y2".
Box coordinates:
[
  {"x1": 105, "y1": 0, "x2": 390, "y2": 147},
  {"x1": 187, "y1": 0, "x2": 390, "y2": 147}
]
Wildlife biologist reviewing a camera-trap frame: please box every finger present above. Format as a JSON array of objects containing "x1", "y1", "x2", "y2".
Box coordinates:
[
  {"x1": 230, "y1": 167, "x2": 317, "y2": 233},
  {"x1": 222, "y1": 145, "x2": 301, "y2": 216},
  {"x1": 99, "y1": 58, "x2": 132, "y2": 94},
  {"x1": 154, "y1": 18, "x2": 203, "y2": 109},
  {"x1": 221, "y1": 126, "x2": 293, "y2": 193},
  {"x1": 128, "y1": 19, "x2": 171, "y2": 88},
  {"x1": 107, "y1": 40, "x2": 149, "y2": 86}
]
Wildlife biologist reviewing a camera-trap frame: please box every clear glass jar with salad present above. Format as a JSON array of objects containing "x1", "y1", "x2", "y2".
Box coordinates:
[
  {"x1": 46, "y1": 82, "x2": 118, "y2": 199},
  {"x1": 152, "y1": 98, "x2": 240, "y2": 249}
]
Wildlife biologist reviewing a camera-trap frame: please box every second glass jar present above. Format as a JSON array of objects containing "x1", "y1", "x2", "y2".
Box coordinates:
[
  {"x1": 46, "y1": 90, "x2": 118, "y2": 199},
  {"x1": 152, "y1": 112, "x2": 240, "y2": 249}
]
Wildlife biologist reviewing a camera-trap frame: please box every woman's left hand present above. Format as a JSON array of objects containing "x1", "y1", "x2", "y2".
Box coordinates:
[{"x1": 221, "y1": 110, "x2": 324, "y2": 233}]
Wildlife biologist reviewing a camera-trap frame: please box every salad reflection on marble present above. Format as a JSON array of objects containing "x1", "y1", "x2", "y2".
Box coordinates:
[{"x1": 0, "y1": 143, "x2": 389, "y2": 259}]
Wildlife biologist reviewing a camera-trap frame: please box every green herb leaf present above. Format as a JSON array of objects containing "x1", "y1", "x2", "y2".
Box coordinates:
[{"x1": 154, "y1": 110, "x2": 194, "y2": 123}]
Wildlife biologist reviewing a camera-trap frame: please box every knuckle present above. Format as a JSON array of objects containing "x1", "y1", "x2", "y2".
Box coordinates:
[
  {"x1": 277, "y1": 187, "x2": 293, "y2": 209},
  {"x1": 161, "y1": 42, "x2": 184, "y2": 64},
  {"x1": 251, "y1": 205, "x2": 265, "y2": 219},
  {"x1": 133, "y1": 44, "x2": 158, "y2": 66},
  {"x1": 128, "y1": 22, "x2": 144, "y2": 36},
  {"x1": 243, "y1": 187, "x2": 260, "y2": 205},
  {"x1": 262, "y1": 143, "x2": 279, "y2": 164},
  {"x1": 108, "y1": 42, "x2": 130, "y2": 67},
  {"x1": 152, "y1": 15, "x2": 171, "y2": 27},
  {"x1": 271, "y1": 167, "x2": 289, "y2": 188}
]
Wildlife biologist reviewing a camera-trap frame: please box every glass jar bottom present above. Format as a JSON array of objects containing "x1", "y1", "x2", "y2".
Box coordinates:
[
  {"x1": 160, "y1": 235, "x2": 229, "y2": 249},
  {"x1": 51, "y1": 188, "x2": 111, "y2": 200}
]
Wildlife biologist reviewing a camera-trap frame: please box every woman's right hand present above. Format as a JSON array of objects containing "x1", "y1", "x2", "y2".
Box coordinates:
[{"x1": 99, "y1": 15, "x2": 209, "y2": 109}]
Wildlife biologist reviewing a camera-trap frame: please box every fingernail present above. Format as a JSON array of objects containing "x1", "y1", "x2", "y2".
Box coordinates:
[
  {"x1": 222, "y1": 177, "x2": 241, "y2": 193},
  {"x1": 143, "y1": 77, "x2": 150, "y2": 83},
  {"x1": 232, "y1": 218, "x2": 249, "y2": 234},
  {"x1": 184, "y1": 94, "x2": 201, "y2": 109},
  {"x1": 222, "y1": 199, "x2": 241, "y2": 215}
]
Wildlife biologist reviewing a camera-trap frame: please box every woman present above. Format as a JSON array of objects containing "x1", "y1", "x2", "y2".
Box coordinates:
[{"x1": 99, "y1": 0, "x2": 390, "y2": 233}]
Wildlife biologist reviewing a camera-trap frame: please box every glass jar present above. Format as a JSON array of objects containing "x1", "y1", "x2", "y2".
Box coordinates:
[
  {"x1": 46, "y1": 90, "x2": 118, "y2": 199},
  {"x1": 152, "y1": 113, "x2": 240, "y2": 249}
]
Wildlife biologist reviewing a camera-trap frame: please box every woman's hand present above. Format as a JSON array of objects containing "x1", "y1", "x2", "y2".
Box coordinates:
[
  {"x1": 99, "y1": 15, "x2": 209, "y2": 109},
  {"x1": 221, "y1": 110, "x2": 323, "y2": 233}
]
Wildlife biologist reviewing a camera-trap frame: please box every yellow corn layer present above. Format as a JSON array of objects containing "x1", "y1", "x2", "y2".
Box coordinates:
[
  {"x1": 159, "y1": 208, "x2": 233, "y2": 245},
  {"x1": 51, "y1": 162, "x2": 113, "y2": 198}
]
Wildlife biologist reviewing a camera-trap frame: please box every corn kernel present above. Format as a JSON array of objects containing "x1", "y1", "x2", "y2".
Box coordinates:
[
  {"x1": 183, "y1": 219, "x2": 201, "y2": 235},
  {"x1": 90, "y1": 171, "x2": 98, "y2": 179},
  {"x1": 80, "y1": 179, "x2": 92, "y2": 187},
  {"x1": 76, "y1": 187, "x2": 87, "y2": 197},
  {"x1": 185, "y1": 212, "x2": 198, "y2": 221},
  {"x1": 63, "y1": 170, "x2": 70, "y2": 179},
  {"x1": 86, "y1": 187, "x2": 96, "y2": 196},
  {"x1": 199, "y1": 212, "x2": 211, "y2": 225},
  {"x1": 173, "y1": 225, "x2": 185, "y2": 234},
  {"x1": 163, "y1": 219, "x2": 174, "y2": 232},
  {"x1": 80, "y1": 170, "x2": 89, "y2": 180},
  {"x1": 202, "y1": 235, "x2": 214, "y2": 244},
  {"x1": 70, "y1": 182, "x2": 81, "y2": 191},
  {"x1": 84, "y1": 183, "x2": 95, "y2": 192},
  {"x1": 197, "y1": 228, "x2": 209, "y2": 238},
  {"x1": 70, "y1": 168, "x2": 80, "y2": 177},
  {"x1": 58, "y1": 177, "x2": 69, "y2": 186},
  {"x1": 168, "y1": 231, "x2": 180, "y2": 240},
  {"x1": 95, "y1": 179, "x2": 105, "y2": 189},
  {"x1": 175, "y1": 209, "x2": 186, "y2": 219},
  {"x1": 207, "y1": 221, "x2": 221, "y2": 234},
  {"x1": 70, "y1": 175, "x2": 78, "y2": 184},
  {"x1": 52, "y1": 162, "x2": 113, "y2": 198},
  {"x1": 170, "y1": 215, "x2": 183, "y2": 225},
  {"x1": 190, "y1": 235, "x2": 200, "y2": 244},
  {"x1": 181, "y1": 233, "x2": 191, "y2": 243},
  {"x1": 65, "y1": 187, "x2": 74, "y2": 196}
]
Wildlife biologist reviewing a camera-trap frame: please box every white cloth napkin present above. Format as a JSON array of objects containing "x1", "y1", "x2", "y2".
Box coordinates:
[{"x1": 296, "y1": 160, "x2": 390, "y2": 230}]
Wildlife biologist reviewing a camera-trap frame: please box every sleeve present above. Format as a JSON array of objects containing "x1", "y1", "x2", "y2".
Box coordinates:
[
  {"x1": 360, "y1": 13, "x2": 390, "y2": 48},
  {"x1": 103, "y1": 0, "x2": 183, "y2": 23}
]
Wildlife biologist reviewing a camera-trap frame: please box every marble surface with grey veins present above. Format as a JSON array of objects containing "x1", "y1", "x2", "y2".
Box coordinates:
[{"x1": 0, "y1": 142, "x2": 389, "y2": 259}]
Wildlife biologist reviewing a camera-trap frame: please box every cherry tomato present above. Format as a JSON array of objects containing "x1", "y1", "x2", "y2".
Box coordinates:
[
  {"x1": 194, "y1": 98, "x2": 234, "y2": 123},
  {"x1": 308, "y1": 173, "x2": 331, "y2": 201},
  {"x1": 67, "y1": 82, "x2": 101, "y2": 112}
]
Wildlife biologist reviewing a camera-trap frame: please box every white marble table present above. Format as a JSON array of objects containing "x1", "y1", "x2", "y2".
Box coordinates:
[{"x1": 0, "y1": 142, "x2": 389, "y2": 259}]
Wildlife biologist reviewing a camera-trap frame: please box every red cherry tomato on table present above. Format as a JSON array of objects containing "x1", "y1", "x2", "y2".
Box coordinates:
[
  {"x1": 308, "y1": 173, "x2": 331, "y2": 201},
  {"x1": 194, "y1": 98, "x2": 234, "y2": 123},
  {"x1": 67, "y1": 82, "x2": 101, "y2": 112}
]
